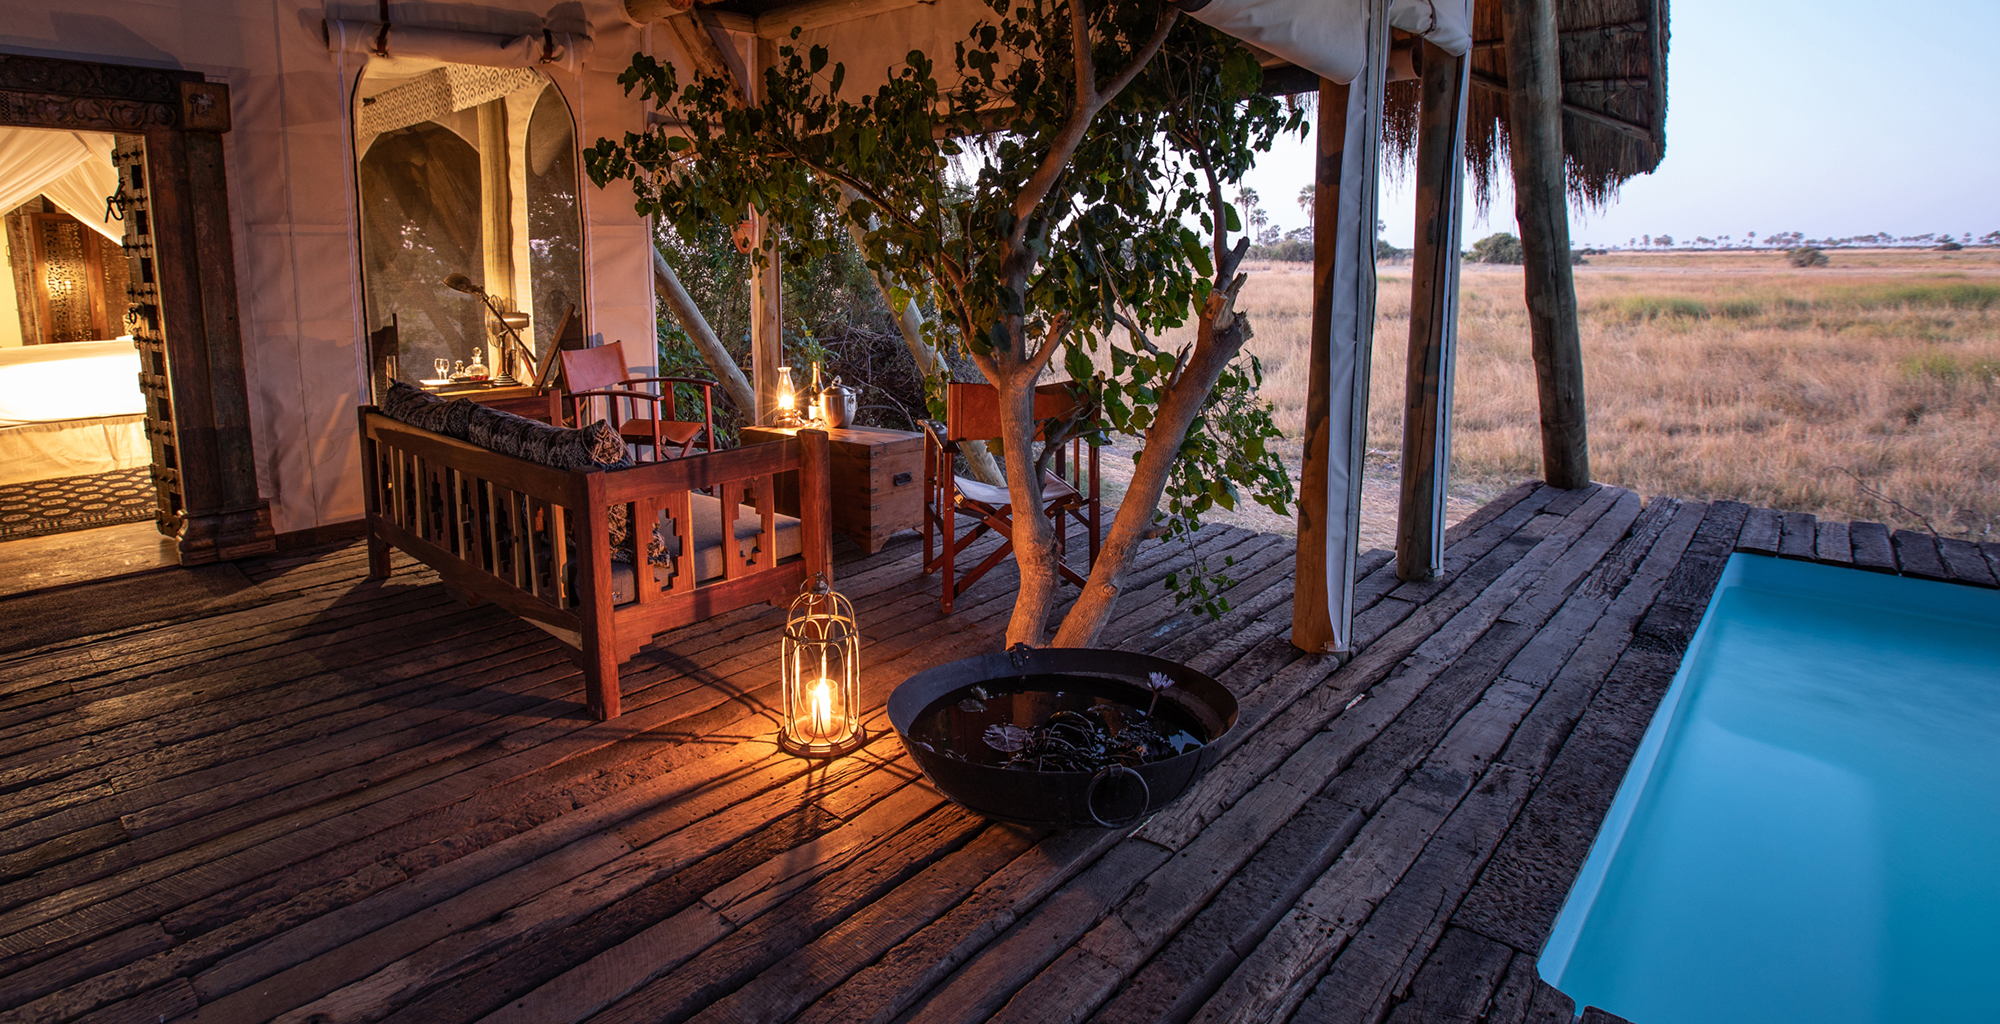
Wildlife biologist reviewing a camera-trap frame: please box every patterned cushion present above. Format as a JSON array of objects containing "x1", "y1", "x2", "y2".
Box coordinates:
[
  {"x1": 379, "y1": 380, "x2": 441, "y2": 423},
  {"x1": 464, "y1": 405, "x2": 632, "y2": 471},
  {"x1": 379, "y1": 383, "x2": 654, "y2": 564},
  {"x1": 378, "y1": 381, "x2": 477, "y2": 438}
]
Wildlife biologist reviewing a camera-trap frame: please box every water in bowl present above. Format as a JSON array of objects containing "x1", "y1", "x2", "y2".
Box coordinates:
[{"x1": 909, "y1": 673, "x2": 1209, "y2": 772}]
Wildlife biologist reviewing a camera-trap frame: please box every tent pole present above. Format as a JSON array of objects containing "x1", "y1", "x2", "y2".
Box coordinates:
[
  {"x1": 747, "y1": 36, "x2": 784, "y2": 425},
  {"x1": 1293, "y1": 0, "x2": 1388, "y2": 655},
  {"x1": 1501, "y1": 0, "x2": 1590, "y2": 488},
  {"x1": 1292, "y1": 76, "x2": 1345, "y2": 653},
  {"x1": 1396, "y1": 41, "x2": 1470, "y2": 581}
]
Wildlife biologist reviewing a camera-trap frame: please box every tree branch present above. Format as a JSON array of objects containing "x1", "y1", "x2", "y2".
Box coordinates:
[
  {"x1": 1025, "y1": 312, "x2": 1072, "y2": 379},
  {"x1": 1008, "y1": 8, "x2": 1179, "y2": 250}
]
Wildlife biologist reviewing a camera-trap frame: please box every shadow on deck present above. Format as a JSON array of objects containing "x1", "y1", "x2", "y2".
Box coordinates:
[{"x1": 2, "y1": 484, "x2": 1993, "y2": 1023}]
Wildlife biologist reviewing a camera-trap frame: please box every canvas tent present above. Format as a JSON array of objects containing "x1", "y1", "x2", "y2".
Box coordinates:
[{"x1": 0, "y1": 0, "x2": 1665, "y2": 651}]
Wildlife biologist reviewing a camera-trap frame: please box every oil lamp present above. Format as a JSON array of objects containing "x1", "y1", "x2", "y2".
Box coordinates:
[
  {"x1": 779, "y1": 573, "x2": 862, "y2": 757},
  {"x1": 775, "y1": 365, "x2": 799, "y2": 425}
]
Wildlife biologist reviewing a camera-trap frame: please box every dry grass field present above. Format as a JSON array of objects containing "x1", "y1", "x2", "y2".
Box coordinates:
[{"x1": 1171, "y1": 249, "x2": 2000, "y2": 541}]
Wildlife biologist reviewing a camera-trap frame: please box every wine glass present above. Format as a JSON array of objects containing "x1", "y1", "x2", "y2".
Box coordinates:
[{"x1": 433, "y1": 357, "x2": 449, "y2": 382}]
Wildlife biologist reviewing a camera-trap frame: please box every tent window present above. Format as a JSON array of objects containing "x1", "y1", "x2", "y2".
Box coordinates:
[{"x1": 353, "y1": 60, "x2": 584, "y2": 388}]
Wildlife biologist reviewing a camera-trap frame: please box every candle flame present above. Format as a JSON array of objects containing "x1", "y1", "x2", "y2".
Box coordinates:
[{"x1": 808, "y1": 679, "x2": 834, "y2": 738}]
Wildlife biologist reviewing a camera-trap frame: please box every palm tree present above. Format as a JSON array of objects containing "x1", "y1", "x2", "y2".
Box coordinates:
[{"x1": 1298, "y1": 184, "x2": 1315, "y2": 229}]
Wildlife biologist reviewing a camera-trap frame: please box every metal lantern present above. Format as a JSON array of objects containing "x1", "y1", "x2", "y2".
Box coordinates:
[{"x1": 779, "y1": 573, "x2": 863, "y2": 757}]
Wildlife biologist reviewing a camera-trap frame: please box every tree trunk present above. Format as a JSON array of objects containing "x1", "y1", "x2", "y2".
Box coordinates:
[
  {"x1": 999, "y1": 367, "x2": 1063, "y2": 646},
  {"x1": 1052, "y1": 280, "x2": 1252, "y2": 648},
  {"x1": 651, "y1": 241, "x2": 756, "y2": 416}
]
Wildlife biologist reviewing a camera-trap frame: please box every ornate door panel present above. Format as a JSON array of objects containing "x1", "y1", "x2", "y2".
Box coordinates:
[
  {"x1": 112, "y1": 134, "x2": 184, "y2": 535},
  {"x1": 0, "y1": 55, "x2": 271, "y2": 562}
]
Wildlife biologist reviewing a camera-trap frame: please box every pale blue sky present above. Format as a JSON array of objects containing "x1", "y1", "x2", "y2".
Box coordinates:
[{"x1": 1239, "y1": 0, "x2": 2000, "y2": 248}]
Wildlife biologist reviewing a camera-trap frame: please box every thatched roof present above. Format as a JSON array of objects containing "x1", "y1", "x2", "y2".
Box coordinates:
[
  {"x1": 1268, "y1": 0, "x2": 1670, "y2": 208},
  {"x1": 1461, "y1": 0, "x2": 1669, "y2": 207}
]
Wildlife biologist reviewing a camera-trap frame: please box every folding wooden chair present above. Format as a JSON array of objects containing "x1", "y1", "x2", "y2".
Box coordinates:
[
  {"x1": 557, "y1": 340, "x2": 719, "y2": 461},
  {"x1": 923, "y1": 381, "x2": 1100, "y2": 613}
]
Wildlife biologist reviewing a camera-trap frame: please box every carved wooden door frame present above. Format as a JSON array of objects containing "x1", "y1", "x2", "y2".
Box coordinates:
[{"x1": 0, "y1": 52, "x2": 273, "y2": 563}]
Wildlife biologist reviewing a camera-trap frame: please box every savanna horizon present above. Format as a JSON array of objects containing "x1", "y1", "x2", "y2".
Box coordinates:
[{"x1": 1150, "y1": 248, "x2": 1998, "y2": 539}]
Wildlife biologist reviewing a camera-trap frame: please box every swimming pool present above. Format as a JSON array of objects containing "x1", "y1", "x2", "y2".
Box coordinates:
[{"x1": 1539, "y1": 553, "x2": 2000, "y2": 1024}]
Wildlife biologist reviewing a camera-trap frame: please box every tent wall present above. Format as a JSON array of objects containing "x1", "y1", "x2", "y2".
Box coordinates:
[{"x1": 0, "y1": 1, "x2": 660, "y2": 537}]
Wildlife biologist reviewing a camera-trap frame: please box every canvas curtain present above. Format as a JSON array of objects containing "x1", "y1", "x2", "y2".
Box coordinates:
[
  {"x1": 1184, "y1": 0, "x2": 1469, "y2": 85},
  {"x1": 0, "y1": 128, "x2": 122, "y2": 244},
  {"x1": 325, "y1": 19, "x2": 591, "y2": 73}
]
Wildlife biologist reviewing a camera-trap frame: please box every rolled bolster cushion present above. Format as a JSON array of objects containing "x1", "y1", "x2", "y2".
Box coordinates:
[
  {"x1": 379, "y1": 379, "x2": 442, "y2": 423},
  {"x1": 462, "y1": 404, "x2": 633, "y2": 471},
  {"x1": 378, "y1": 380, "x2": 478, "y2": 438}
]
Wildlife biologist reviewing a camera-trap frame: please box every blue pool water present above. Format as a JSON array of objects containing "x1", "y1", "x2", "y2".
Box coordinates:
[{"x1": 1539, "y1": 554, "x2": 2000, "y2": 1024}]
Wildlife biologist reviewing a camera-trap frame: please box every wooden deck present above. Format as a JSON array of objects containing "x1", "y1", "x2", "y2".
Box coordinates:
[{"x1": 2, "y1": 484, "x2": 1995, "y2": 1024}]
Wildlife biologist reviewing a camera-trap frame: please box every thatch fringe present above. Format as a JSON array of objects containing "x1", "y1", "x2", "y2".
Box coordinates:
[{"x1": 1382, "y1": 0, "x2": 1668, "y2": 212}]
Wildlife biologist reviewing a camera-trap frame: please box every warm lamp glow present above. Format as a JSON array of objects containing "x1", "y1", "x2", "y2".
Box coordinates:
[
  {"x1": 776, "y1": 365, "x2": 798, "y2": 424},
  {"x1": 808, "y1": 679, "x2": 835, "y2": 737},
  {"x1": 779, "y1": 573, "x2": 862, "y2": 758}
]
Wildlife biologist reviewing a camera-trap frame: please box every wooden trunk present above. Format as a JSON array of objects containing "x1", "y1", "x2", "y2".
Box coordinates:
[{"x1": 741, "y1": 424, "x2": 923, "y2": 554}]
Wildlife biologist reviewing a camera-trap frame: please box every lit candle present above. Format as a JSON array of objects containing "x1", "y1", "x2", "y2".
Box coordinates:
[{"x1": 808, "y1": 679, "x2": 835, "y2": 737}]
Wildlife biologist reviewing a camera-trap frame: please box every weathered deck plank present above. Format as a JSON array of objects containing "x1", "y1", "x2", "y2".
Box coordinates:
[{"x1": 3, "y1": 488, "x2": 1977, "y2": 1024}]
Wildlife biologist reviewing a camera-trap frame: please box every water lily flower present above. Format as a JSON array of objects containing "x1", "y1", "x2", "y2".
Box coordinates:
[{"x1": 983, "y1": 723, "x2": 1031, "y2": 753}]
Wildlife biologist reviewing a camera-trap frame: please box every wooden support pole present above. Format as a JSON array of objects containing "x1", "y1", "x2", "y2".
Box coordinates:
[
  {"x1": 748, "y1": 213, "x2": 782, "y2": 424},
  {"x1": 799, "y1": 429, "x2": 833, "y2": 583},
  {"x1": 476, "y1": 98, "x2": 515, "y2": 376},
  {"x1": 1293, "y1": 0, "x2": 1388, "y2": 654},
  {"x1": 1292, "y1": 79, "x2": 1345, "y2": 654},
  {"x1": 1396, "y1": 41, "x2": 1470, "y2": 581},
  {"x1": 747, "y1": 37, "x2": 784, "y2": 425},
  {"x1": 1500, "y1": 0, "x2": 1590, "y2": 489}
]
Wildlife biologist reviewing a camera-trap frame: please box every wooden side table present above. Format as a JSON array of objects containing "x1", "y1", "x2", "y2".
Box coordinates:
[
  {"x1": 427, "y1": 383, "x2": 559, "y2": 423},
  {"x1": 741, "y1": 424, "x2": 923, "y2": 553}
]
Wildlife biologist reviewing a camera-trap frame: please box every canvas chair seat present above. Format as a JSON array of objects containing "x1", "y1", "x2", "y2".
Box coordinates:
[
  {"x1": 615, "y1": 417, "x2": 705, "y2": 448},
  {"x1": 950, "y1": 471, "x2": 1078, "y2": 510},
  {"x1": 923, "y1": 381, "x2": 1101, "y2": 613}
]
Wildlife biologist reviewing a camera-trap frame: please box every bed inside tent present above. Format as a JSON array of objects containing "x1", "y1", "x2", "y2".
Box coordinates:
[{"x1": 0, "y1": 125, "x2": 149, "y2": 491}]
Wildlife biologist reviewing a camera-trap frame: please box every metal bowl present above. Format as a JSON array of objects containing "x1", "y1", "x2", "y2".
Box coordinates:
[{"x1": 887, "y1": 647, "x2": 1237, "y2": 829}]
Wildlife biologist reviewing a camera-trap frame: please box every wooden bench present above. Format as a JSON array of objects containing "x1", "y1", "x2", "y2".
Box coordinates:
[{"x1": 359, "y1": 408, "x2": 831, "y2": 719}]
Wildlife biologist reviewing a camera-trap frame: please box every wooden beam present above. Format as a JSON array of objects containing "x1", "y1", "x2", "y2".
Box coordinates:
[
  {"x1": 1500, "y1": 0, "x2": 1590, "y2": 489},
  {"x1": 755, "y1": 0, "x2": 934, "y2": 38},
  {"x1": 476, "y1": 98, "x2": 514, "y2": 377},
  {"x1": 1469, "y1": 19, "x2": 1650, "y2": 50},
  {"x1": 625, "y1": 0, "x2": 695, "y2": 19},
  {"x1": 1468, "y1": 73, "x2": 1654, "y2": 144},
  {"x1": 658, "y1": 13, "x2": 733, "y2": 84},
  {"x1": 1396, "y1": 40, "x2": 1469, "y2": 582}
]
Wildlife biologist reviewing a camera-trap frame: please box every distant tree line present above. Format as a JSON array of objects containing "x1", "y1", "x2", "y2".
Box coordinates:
[
  {"x1": 1219, "y1": 179, "x2": 2000, "y2": 261},
  {"x1": 1607, "y1": 229, "x2": 1999, "y2": 251}
]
